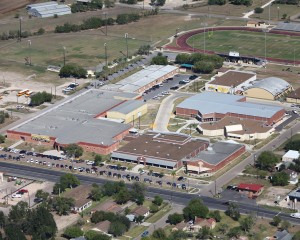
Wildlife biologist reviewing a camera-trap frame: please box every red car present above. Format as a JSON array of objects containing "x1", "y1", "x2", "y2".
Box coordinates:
[{"x1": 17, "y1": 189, "x2": 28, "y2": 194}]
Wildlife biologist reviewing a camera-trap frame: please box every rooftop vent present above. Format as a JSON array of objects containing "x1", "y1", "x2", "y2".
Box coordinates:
[
  {"x1": 156, "y1": 152, "x2": 159, "y2": 154},
  {"x1": 134, "y1": 148, "x2": 136, "y2": 151},
  {"x1": 144, "y1": 150, "x2": 147, "y2": 152}
]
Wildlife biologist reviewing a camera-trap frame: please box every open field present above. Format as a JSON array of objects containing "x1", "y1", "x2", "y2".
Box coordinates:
[
  {"x1": 252, "y1": 3, "x2": 300, "y2": 20},
  {"x1": 0, "y1": 0, "x2": 36, "y2": 14},
  {"x1": 180, "y1": 0, "x2": 270, "y2": 17},
  {"x1": 186, "y1": 30, "x2": 300, "y2": 61}
]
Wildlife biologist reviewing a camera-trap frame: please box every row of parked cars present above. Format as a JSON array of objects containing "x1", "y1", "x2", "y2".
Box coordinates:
[{"x1": 62, "y1": 82, "x2": 79, "y2": 94}]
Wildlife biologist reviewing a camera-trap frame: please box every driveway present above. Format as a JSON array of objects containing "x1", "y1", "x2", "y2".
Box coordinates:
[{"x1": 153, "y1": 91, "x2": 192, "y2": 132}]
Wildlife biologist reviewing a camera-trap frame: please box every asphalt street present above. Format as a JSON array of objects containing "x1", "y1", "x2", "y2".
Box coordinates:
[{"x1": 0, "y1": 161, "x2": 299, "y2": 225}]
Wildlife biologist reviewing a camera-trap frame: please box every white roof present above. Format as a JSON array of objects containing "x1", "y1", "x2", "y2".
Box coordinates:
[
  {"x1": 225, "y1": 124, "x2": 243, "y2": 132},
  {"x1": 283, "y1": 150, "x2": 299, "y2": 159}
]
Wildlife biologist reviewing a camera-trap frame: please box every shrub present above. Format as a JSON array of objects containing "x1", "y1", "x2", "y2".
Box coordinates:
[{"x1": 254, "y1": 7, "x2": 264, "y2": 13}]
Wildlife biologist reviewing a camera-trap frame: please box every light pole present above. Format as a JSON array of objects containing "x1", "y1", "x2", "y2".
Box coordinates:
[
  {"x1": 104, "y1": 43, "x2": 108, "y2": 66},
  {"x1": 19, "y1": 16, "x2": 23, "y2": 42},
  {"x1": 28, "y1": 40, "x2": 32, "y2": 66},
  {"x1": 63, "y1": 46, "x2": 66, "y2": 66},
  {"x1": 175, "y1": 28, "x2": 180, "y2": 37},
  {"x1": 277, "y1": 6, "x2": 280, "y2": 20},
  {"x1": 103, "y1": 12, "x2": 107, "y2": 36},
  {"x1": 125, "y1": 33, "x2": 129, "y2": 60},
  {"x1": 294, "y1": 49, "x2": 296, "y2": 66},
  {"x1": 263, "y1": 29, "x2": 269, "y2": 67},
  {"x1": 201, "y1": 22, "x2": 207, "y2": 53}
]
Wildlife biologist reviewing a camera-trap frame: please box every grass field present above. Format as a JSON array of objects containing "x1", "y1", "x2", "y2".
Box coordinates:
[
  {"x1": 186, "y1": 30, "x2": 300, "y2": 61},
  {"x1": 252, "y1": 3, "x2": 300, "y2": 20}
]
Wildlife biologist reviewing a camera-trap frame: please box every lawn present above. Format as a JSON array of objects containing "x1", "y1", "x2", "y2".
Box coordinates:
[
  {"x1": 120, "y1": 225, "x2": 147, "y2": 240},
  {"x1": 252, "y1": 3, "x2": 300, "y2": 20},
  {"x1": 186, "y1": 30, "x2": 300, "y2": 61},
  {"x1": 146, "y1": 202, "x2": 172, "y2": 223}
]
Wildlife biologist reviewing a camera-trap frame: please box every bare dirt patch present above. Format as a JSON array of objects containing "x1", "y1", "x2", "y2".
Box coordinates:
[{"x1": 0, "y1": 0, "x2": 37, "y2": 14}]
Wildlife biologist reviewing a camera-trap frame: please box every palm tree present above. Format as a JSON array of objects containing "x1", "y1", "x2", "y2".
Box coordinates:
[
  {"x1": 149, "y1": 169, "x2": 153, "y2": 182},
  {"x1": 171, "y1": 170, "x2": 176, "y2": 187},
  {"x1": 138, "y1": 168, "x2": 143, "y2": 181}
]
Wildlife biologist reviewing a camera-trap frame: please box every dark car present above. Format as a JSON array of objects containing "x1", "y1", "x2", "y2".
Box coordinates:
[
  {"x1": 167, "y1": 182, "x2": 172, "y2": 185},
  {"x1": 141, "y1": 231, "x2": 149, "y2": 238},
  {"x1": 182, "y1": 184, "x2": 187, "y2": 190},
  {"x1": 178, "y1": 176, "x2": 184, "y2": 181},
  {"x1": 189, "y1": 75, "x2": 198, "y2": 80},
  {"x1": 172, "y1": 182, "x2": 177, "y2": 187},
  {"x1": 156, "y1": 180, "x2": 162, "y2": 185},
  {"x1": 19, "y1": 150, "x2": 27, "y2": 154},
  {"x1": 34, "y1": 198, "x2": 44, "y2": 203},
  {"x1": 170, "y1": 85, "x2": 179, "y2": 90}
]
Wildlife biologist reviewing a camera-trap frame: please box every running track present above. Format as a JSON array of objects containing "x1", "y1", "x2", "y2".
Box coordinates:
[{"x1": 164, "y1": 26, "x2": 300, "y2": 65}]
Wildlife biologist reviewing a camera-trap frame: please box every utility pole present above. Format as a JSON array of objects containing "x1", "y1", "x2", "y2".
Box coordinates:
[
  {"x1": 28, "y1": 40, "x2": 32, "y2": 66},
  {"x1": 19, "y1": 17, "x2": 22, "y2": 42},
  {"x1": 104, "y1": 43, "x2": 108, "y2": 66},
  {"x1": 125, "y1": 33, "x2": 129, "y2": 60},
  {"x1": 63, "y1": 46, "x2": 66, "y2": 66},
  {"x1": 103, "y1": 12, "x2": 107, "y2": 36}
]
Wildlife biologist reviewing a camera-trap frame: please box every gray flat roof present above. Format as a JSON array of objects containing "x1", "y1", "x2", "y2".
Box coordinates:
[
  {"x1": 108, "y1": 65, "x2": 177, "y2": 92},
  {"x1": 177, "y1": 92, "x2": 283, "y2": 118},
  {"x1": 109, "y1": 100, "x2": 146, "y2": 114},
  {"x1": 11, "y1": 90, "x2": 136, "y2": 146},
  {"x1": 190, "y1": 141, "x2": 244, "y2": 165}
]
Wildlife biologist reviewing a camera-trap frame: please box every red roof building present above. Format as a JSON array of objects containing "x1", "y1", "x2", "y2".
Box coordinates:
[{"x1": 237, "y1": 183, "x2": 264, "y2": 198}]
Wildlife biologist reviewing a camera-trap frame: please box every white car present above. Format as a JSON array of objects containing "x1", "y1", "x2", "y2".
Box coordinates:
[
  {"x1": 35, "y1": 160, "x2": 39, "y2": 164},
  {"x1": 290, "y1": 213, "x2": 300, "y2": 219},
  {"x1": 86, "y1": 161, "x2": 94, "y2": 165},
  {"x1": 12, "y1": 193, "x2": 22, "y2": 198}
]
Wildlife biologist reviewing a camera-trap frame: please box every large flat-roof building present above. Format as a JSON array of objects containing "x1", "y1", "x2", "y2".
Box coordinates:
[
  {"x1": 26, "y1": 2, "x2": 71, "y2": 18},
  {"x1": 205, "y1": 70, "x2": 256, "y2": 94},
  {"x1": 176, "y1": 92, "x2": 284, "y2": 125},
  {"x1": 103, "y1": 65, "x2": 178, "y2": 93},
  {"x1": 111, "y1": 131, "x2": 209, "y2": 169},
  {"x1": 7, "y1": 90, "x2": 143, "y2": 154},
  {"x1": 184, "y1": 141, "x2": 246, "y2": 173},
  {"x1": 244, "y1": 77, "x2": 292, "y2": 100}
]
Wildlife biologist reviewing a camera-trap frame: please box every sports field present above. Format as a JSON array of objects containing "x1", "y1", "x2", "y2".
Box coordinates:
[{"x1": 186, "y1": 30, "x2": 300, "y2": 61}]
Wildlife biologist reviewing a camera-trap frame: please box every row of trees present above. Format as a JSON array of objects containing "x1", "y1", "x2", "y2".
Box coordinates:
[
  {"x1": 53, "y1": 173, "x2": 81, "y2": 195},
  {"x1": 29, "y1": 91, "x2": 53, "y2": 106},
  {"x1": 0, "y1": 28, "x2": 45, "y2": 41},
  {"x1": 0, "y1": 201, "x2": 57, "y2": 239},
  {"x1": 70, "y1": 0, "x2": 113, "y2": 13},
  {"x1": 274, "y1": 0, "x2": 299, "y2": 4},
  {"x1": 55, "y1": 13, "x2": 140, "y2": 33},
  {"x1": 151, "y1": 52, "x2": 168, "y2": 65},
  {"x1": 0, "y1": 111, "x2": 10, "y2": 125},
  {"x1": 59, "y1": 64, "x2": 87, "y2": 78},
  {"x1": 175, "y1": 53, "x2": 223, "y2": 74},
  {"x1": 91, "y1": 181, "x2": 146, "y2": 205}
]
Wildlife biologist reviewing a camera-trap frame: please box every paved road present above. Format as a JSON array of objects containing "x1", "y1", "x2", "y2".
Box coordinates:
[
  {"x1": 0, "y1": 161, "x2": 299, "y2": 225},
  {"x1": 202, "y1": 120, "x2": 300, "y2": 196},
  {"x1": 153, "y1": 91, "x2": 193, "y2": 132}
]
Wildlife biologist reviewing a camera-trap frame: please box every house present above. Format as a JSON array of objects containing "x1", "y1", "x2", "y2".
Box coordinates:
[
  {"x1": 92, "y1": 220, "x2": 111, "y2": 235},
  {"x1": 131, "y1": 206, "x2": 150, "y2": 218},
  {"x1": 91, "y1": 200, "x2": 123, "y2": 214},
  {"x1": 171, "y1": 221, "x2": 189, "y2": 232},
  {"x1": 282, "y1": 150, "x2": 299, "y2": 163},
  {"x1": 282, "y1": 169, "x2": 298, "y2": 185},
  {"x1": 237, "y1": 183, "x2": 264, "y2": 198},
  {"x1": 63, "y1": 185, "x2": 93, "y2": 213},
  {"x1": 190, "y1": 218, "x2": 216, "y2": 232},
  {"x1": 264, "y1": 230, "x2": 293, "y2": 240}
]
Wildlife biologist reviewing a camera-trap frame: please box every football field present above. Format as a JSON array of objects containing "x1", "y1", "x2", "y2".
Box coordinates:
[{"x1": 186, "y1": 30, "x2": 300, "y2": 61}]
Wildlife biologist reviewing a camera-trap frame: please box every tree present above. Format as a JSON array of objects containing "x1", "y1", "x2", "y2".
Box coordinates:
[
  {"x1": 134, "y1": 215, "x2": 144, "y2": 224},
  {"x1": 115, "y1": 188, "x2": 131, "y2": 204},
  {"x1": 63, "y1": 226, "x2": 83, "y2": 239},
  {"x1": 64, "y1": 144, "x2": 84, "y2": 158},
  {"x1": 227, "y1": 226, "x2": 241, "y2": 238},
  {"x1": 90, "y1": 184, "x2": 102, "y2": 201},
  {"x1": 183, "y1": 199, "x2": 209, "y2": 221},
  {"x1": 50, "y1": 197, "x2": 75, "y2": 215},
  {"x1": 59, "y1": 173, "x2": 80, "y2": 191},
  {"x1": 94, "y1": 154, "x2": 103, "y2": 166},
  {"x1": 0, "y1": 135, "x2": 5, "y2": 144},
  {"x1": 85, "y1": 230, "x2": 111, "y2": 240},
  {"x1": 293, "y1": 230, "x2": 300, "y2": 240},
  {"x1": 254, "y1": 7, "x2": 264, "y2": 13},
  {"x1": 130, "y1": 182, "x2": 145, "y2": 205},
  {"x1": 59, "y1": 64, "x2": 87, "y2": 78},
  {"x1": 152, "y1": 195, "x2": 163, "y2": 206},
  {"x1": 152, "y1": 228, "x2": 167, "y2": 239},
  {"x1": 271, "y1": 172, "x2": 289, "y2": 186},
  {"x1": 151, "y1": 53, "x2": 168, "y2": 65},
  {"x1": 137, "y1": 45, "x2": 151, "y2": 55},
  {"x1": 217, "y1": 223, "x2": 229, "y2": 235},
  {"x1": 30, "y1": 91, "x2": 53, "y2": 106},
  {"x1": 150, "y1": 203, "x2": 159, "y2": 213},
  {"x1": 175, "y1": 53, "x2": 190, "y2": 64},
  {"x1": 281, "y1": 220, "x2": 291, "y2": 230},
  {"x1": 25, "y1": 206, "x2": 57, "y2": 239},
  {"x1": 192, "y1": 61, "x2": 214, "y2": 74},
  {"x1": 239, "y1": 215, "x2": 254, "y2": 233},
  {"x1": 108, "y1": 221, "x2": 127, "y2": 237},
  {"x1": 208, "y1": 0, "x2": 226, "y2": 5},
  {"x1": 209, "y1": 210, "x2": 221, "y2": 222},
  {"x1": 285, "y1": 139, "x2": 300, "y2": 151},
  {"x1": 225, "y1": 203, "x2": 240, "y2": 221},
  {"x1": 167, "y1": 213, "x2": 184, "y2": 225},
  {"x1": 256, "y1": 151, "x2": 279, "y2": 171},
  {"x1": 156, "y1": 0, "x2": 166, "y2": 6},
  {"x1": 4, "y1": 224, "x2": 26, "y2": 240},
  {"x1": 0, "y1": 211, "x2": 6, "y2": 229},
  {"x1": 272, "y1": 215, "x2": 281, "y2": 226},
  {"x1": 35, "y1": 189, "x2": 49, "y2": 201},
  {"x1": 8, "y1": 201, "x2": 28, "y2": 224},
  {"x1": 196, "y1": 226, "x2": 213, "y2": 239}
]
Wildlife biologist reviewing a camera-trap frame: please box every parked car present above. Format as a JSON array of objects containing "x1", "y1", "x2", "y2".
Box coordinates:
[
  {"x1": 12, "y1": 193, "x2": 22, "y2": 198},
  {"x1": 141, "y1": 231, "x2": 149, "y2": 237}
]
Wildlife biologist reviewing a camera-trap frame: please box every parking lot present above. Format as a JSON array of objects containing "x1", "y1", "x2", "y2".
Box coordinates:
[
  {"x1": 0, "y1": 149, "x2": 192, "y2": 192},
  {"x1": 143, "y1": 74, "x2": 194, "y2": 101}
]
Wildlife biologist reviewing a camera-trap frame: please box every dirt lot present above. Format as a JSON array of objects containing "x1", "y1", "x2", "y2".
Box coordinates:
[
  {"x1": 257, "y1": 186, "x2": 294, "y2": 207},
  {"x1": 0, "y1": 0, "x2": 37, "y2": 14}
]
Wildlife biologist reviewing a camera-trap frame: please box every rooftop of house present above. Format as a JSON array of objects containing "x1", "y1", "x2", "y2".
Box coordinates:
[
  {"x1": 131, "y1": 205, "x2": 149, "y2": 216},
  {"x1": 237, "y1": 183, "x2": 264, "y2": 192},
  {"x1": 63, "y1": 185, "x2": 92, "y2": 208}
]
